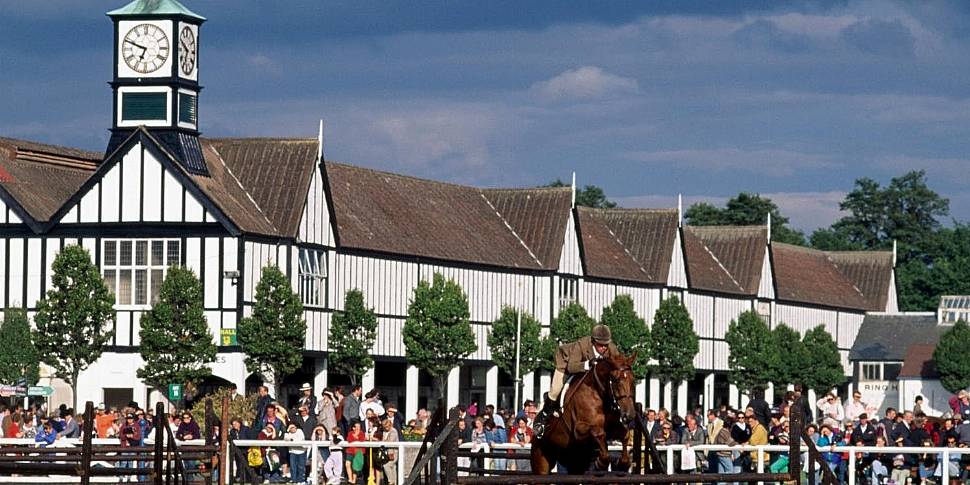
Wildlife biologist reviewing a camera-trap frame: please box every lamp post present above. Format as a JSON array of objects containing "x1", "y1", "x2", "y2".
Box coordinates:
[{"x1": 512, "y1": 280, "x2": 524, "y2": 411}]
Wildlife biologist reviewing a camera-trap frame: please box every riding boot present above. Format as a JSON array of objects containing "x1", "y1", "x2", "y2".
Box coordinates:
[{"x1": 533, "y1": 393, "x2": 561, "y2": 439}]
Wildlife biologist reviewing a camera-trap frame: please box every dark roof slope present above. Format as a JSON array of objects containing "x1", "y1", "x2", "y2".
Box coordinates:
[
  {"x1": 0, "y1": 137, "x2": 99, "y2": 223},
  {"x1": 482, "y1": 188, "x2": 571, "y2": 269},
  {"x1": 576, "y1": 208, "x2": 678, "y2": 284},
  {"x1": 205, "y1": 138, "x2": 318, "y2": 238},
  {"x1": 685, "y1": 225, "x2": 766, "y2": 294},
  {"x1": 829, "y1": 251, "x2": 894, "y2": 312},
  {"x1": 325, "y1": 162, "x2": 546, "y2": 269},
  {"x1": 576, "y1": 207, "x2": 650, "y2": 283},
  {"x1": 772, "y1": 242, "x2": 869, "y2": 310},
  {"x1": 849, "y1": 313, "x2": 942, "y2": 361},
  {"x1": 899, "y1": 344, "x2": 939, "y2": 379}
]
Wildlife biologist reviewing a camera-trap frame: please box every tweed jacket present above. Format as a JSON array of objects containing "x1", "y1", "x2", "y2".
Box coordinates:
[{"x1": 555, "y1": 336, "x2": 620, "y2": 374}]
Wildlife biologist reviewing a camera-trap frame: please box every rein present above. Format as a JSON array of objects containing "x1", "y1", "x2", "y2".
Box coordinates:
[{"x1": 589, "y1": 359, "x2": 634, "y2": 414}]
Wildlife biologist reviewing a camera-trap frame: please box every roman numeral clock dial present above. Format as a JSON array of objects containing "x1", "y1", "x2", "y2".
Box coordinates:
[
  {"x1": 122, "y1": 23, "x2": 169, "y2": 73},
  {"x1": 179, "y1": 26, "x2": 196, "y2": 75}
]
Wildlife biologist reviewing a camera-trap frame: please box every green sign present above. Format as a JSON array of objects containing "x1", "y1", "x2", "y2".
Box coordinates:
[
  {"x1": 168, "y1": 383, "x2": 183, "y2": 401},
  {"x1": 220, "y1": 328, "x2": 237, "y2": 346},
  {"x1": 27, "y1": 386, "x2": 53, "y2": 397}
]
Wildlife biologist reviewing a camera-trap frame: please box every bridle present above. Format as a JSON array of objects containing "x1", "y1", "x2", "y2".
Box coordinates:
[{"x1": 590, "y1": 358, "x2": 635, "y2": 421}]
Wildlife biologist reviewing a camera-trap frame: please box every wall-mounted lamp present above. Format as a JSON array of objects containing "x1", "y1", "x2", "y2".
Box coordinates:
[{"x1": 223, "y1": 270, "x2": 240, "y2": 286}]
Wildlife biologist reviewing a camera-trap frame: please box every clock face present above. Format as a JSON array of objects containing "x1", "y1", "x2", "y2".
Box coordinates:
[
  {"x1": 178, "y1": 26, "x2": 197, "y2": 76},
  {"x1": 122, "y1": 23, "x2": 170, "y2": 74}
]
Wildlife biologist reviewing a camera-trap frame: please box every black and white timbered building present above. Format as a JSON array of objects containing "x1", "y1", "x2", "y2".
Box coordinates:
[{"x1": 0, "y1": 0, "x2": 899, "y2": 416}]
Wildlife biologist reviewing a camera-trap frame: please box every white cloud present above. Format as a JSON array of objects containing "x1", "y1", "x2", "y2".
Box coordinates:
[
  {"x1": 530, "y1": 66, "x2": 639, "y2": 102},
  {"x1": 624, "y1": 147, "x2": 838, "y2": 176},
  {"x1": 879, "y1": 156, "x2": 970, "y2": 187}
]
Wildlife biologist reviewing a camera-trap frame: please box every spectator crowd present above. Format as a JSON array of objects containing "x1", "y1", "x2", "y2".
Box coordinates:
[{"x1": 4, "y1": 384, "x2": 970, "y2": 484}]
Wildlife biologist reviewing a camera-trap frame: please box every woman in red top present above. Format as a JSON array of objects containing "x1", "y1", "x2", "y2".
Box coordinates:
[{"x1": 344, "y1": 420, "x2": 366, "y2": 484}]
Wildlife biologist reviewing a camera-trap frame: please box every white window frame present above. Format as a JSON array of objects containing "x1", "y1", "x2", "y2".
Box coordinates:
[
  {"x1": 299, "y1": 248, "x2": 327, "y2": 308},
  {"x1": 102, "y1": 239, "x2": 182, "y2": 309},
  {"x1": 860, "y1": 362, "x2": 882, "y2": 382},
  {"x1": 559, "y1": 276, "x2": 578, "y2": 308}
]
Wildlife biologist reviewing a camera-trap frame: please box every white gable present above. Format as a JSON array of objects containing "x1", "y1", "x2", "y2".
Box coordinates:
[
  {"x1": 558, "y1": 212, "x2": 583, "y2": 276},
  {"x1": 298, "y1": 164, "x2": 335, "y2": 246},
  {"x1": 757, "y1": 250, "x2": 775, "y2": 299},
  {"x1": 666, "y1": 229, "x2": 688, "y2": 288},
  {"x1": 58, "y1": 141, "x2": 212, "y2": 225},
  {"x1": 885, "y1": 271, "x2": 898, "y2": 313}
]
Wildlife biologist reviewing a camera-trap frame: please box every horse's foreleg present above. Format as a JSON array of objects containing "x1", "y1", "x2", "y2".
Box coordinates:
[
  {"x1": 616, "y1": 435, "x2": 631, "y2": 473},
  {"x1": 590, "y1": 427, "x2": 610, "y2": 471}
]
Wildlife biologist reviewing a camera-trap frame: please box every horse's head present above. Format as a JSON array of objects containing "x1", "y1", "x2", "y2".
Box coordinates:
[{"x1": 600, "y1": 352, "x2": 638, "y2": 426}]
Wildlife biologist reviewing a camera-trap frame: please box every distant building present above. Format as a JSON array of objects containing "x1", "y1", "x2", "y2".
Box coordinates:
[{"x1": 850, "y1": 297, "x2": 970, "y2": 417}]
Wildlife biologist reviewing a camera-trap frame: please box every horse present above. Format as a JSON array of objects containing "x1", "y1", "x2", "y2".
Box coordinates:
[{"x1": 530, "y1": 351, "x2": 638, "y2": 474}]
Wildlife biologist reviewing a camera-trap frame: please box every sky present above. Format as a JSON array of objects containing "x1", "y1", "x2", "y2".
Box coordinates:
[{"x1": 3, "y1": 1, "x2": 970, "y2": 232}]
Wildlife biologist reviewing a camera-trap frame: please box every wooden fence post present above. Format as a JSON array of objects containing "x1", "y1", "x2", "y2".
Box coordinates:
[
  {"x1": 220, "y1": 395, "x2": 230, "y2": 485},
  {"x1": 155, "y1": 401, "x2": 166, "y2": 485},
  {"x1": 80, "y1": 401, "x2": 94, "y2": 485}
]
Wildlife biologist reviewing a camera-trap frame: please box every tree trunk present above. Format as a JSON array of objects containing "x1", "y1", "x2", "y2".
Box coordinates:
[{"x1": 71, "y1": 372, "x2": 79, "y2": 412}]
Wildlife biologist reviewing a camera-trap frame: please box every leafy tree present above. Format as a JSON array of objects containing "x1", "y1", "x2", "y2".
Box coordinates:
[
  {"x1": 810, "y1": 171, "x2": 952, "y2": 311},
  {"x1": 724, "y1": 311, "x2": 773, "y2": 395},
  {"x1": 933, "y1": 320, "x2": 970, "y2": 393},
  {"x1": 798, "y1": 326, "x2": 845, "y2": 394},
  {"x1": 543, "y1": 179, "x2": 617, "y2": 208},
  {"x1": 487, "y1": 306, "x2": 543, "y2": 378},
  {"x1": 0, "y1": 308, "x2": 39, "y2": 385},
  {"x1": 600, "y1": 295, "x2": 651, "y2": 379},
  {"x1": 237, "y1": 265, "x2": 306, "y2": 398},
  {"x1": 33, "y1": 245, "x2": 115, "y2": 410},
  {"x1": 686, "y1": 192, "x2": 806, "y2": 245},
  {"x1": 539, "y1": 301, "x2": 596, "y2": 370},
  {"x1": 328, "y1": 289, "x2": 379, "y2": 385},
  {"x1": 402, "y1": 273, "x2": 477, "y2": 399},
  {"x1": 767, "y1": 324, "x2": 806, "y2": 389},
  {"x1": 137, "y1": 266, "x2": 216, "y2": 391},
  {"x1": 649, "y1": 297, "x2": 698, "y2": 385}
]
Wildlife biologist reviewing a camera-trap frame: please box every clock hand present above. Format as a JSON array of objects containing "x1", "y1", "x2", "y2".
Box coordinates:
[{"x1": 124, "y1": 39, "x2": 149, "y2": 51}]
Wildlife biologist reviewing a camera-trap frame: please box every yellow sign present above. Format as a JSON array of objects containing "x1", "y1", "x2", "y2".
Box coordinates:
[{"x1": 220, "y1": 328, "x2": 237, "y2": 346}]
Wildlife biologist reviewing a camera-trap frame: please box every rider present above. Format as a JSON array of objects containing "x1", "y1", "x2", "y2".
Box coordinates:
[{"x1": 532, "y1": 324, "x2": 618, "y2": 438}]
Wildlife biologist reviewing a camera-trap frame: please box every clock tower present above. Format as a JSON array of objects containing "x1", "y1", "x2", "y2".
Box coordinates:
[{"x1": 106, "y1": 0, "x2": 208, "y2": 174}]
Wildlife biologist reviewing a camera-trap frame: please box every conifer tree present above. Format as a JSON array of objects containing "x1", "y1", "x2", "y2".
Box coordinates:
[
  {"x1": 137, "y1": 266, "x2": 216, "y2": 391},
  {"x1": 0, "y1": 308, "x2": 39, "y2": 385},
  {"x1": 724, "y1": 310, "x2": 773, "y2": 395},
  {"x1": 934, "y1": 320, "x2": 970, "y2": 393},
  {"x1": 600, "y1": 294, "x2": 651, "y2": 379},
  {"x1": 488, "y1": 306, "x2": 543, "y2": 378},
  {"x1": 238, "y1": 265, "x2": 306, "y2": 398},
  {"x1": 34, "y1": 245, "x2": 115, "y2": 410},
  {"x1": 649, "y1": 296, "x2": 698, "y2": 385},
  {"x1": 402, "y1": 273, "x2": 476, "y2": 399},
  {"x1": 799, "y1": 326, "x2": 845, "y2": 394},
  {"x1": 328, "y1": 289, "x2": 379, "y2": 385}
]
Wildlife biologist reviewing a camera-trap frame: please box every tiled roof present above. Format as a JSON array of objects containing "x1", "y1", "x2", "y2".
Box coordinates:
[
  {"x1": 772, "y1": 243, "x2": 869, "y2": 310},
  {"x1": 0, "y1": 137, "x2": 99, "y2": 223},
  {"x1": 829, "y1": 251, "x2": 894, "y2": 312},
  {"x1": 204, "y1": 138, "x2": 318, "y2": 238},
  {"x1": 850, "y1": 313, "x2": 942, "y2": 361},
  {"x1": 577, "y1": 208, "x2": 678, "y2": 284},
  {"x1": 899, "y1": 344, "x2": 939, "y2": 379},
  {"x1": 325, "y1": 162, "x2": 547, "y2": 270},
  {"x1": 481, "y1": 188, "x2": 571, "y2": 269},
  {"x1": 684, "y1": 225, "x2": 766, "y2": 294},
  {"x1": 576, "y1": 207, "x2": 651, "y2": 283}
]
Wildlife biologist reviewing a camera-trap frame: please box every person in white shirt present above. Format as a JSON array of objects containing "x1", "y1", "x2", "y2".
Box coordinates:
[
  {"x1": 284, "y1": 423, "x2": 307, "y2": 483},
  {"x1": 358, "y1": 389, "x2": 385, "y2": 422},
  {"x1": 816, "y1": 393, "x2": 845, "y2": 430},
  {"x1": 844, "y1": 391, "x2": 867, "y2": 423}
]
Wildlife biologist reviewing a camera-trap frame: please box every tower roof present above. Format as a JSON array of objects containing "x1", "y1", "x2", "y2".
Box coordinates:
[{"x1": 107, "y1": 0, "x2": 205, "y2": 21}]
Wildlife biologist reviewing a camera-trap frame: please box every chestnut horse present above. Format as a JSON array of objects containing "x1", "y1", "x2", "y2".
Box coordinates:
[{"x1": 530, "y1": 352, "x2": 638, "y2": 474}]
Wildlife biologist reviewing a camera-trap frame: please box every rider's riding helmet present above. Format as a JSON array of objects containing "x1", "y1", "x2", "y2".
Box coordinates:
[{"x1": 591, "y1": 324, "x2": 612, "y2": 345}]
